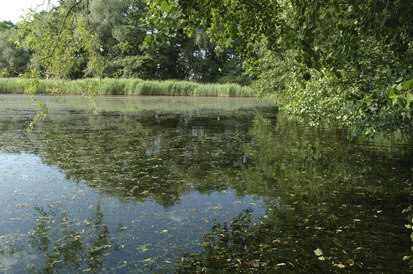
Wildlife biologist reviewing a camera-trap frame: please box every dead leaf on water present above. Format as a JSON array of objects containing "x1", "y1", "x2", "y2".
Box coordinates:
[
  {"x1": 16, "y1": 203, "x2": 28, "y2": 207},
  {"x1": 314, "y1": 248, "x2": 323, "y2": 257},
  {"x1": 335, "y1": 263, "x2": 346, "y2": 269},
  {"x1": 343, "y1": 259, "x2": 354, "y2": 266}
]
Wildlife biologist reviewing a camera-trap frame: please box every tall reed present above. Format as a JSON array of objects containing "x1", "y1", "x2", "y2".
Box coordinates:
[{"x1": 0, "y1": 78, "x2": 256, "y2": 97}]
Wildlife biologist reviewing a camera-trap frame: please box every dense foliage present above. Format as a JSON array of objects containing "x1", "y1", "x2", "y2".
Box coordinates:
[
  {"x1": 0, "y1": 21, "x2": 30, "y2": 76},
  {"x1": 146, "y1": 0, "x2": 413, "y2": 137},
  {"x1": 10, "y1": 0, "x2": 247, "y2": 84}
]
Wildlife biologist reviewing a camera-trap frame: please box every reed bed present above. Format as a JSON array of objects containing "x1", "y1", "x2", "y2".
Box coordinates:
[{"x1": 0, "y1": 78, "x2": 255, "y2": 97}]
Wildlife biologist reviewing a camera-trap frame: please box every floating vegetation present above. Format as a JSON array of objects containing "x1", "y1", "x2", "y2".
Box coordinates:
[{"x1": 0, "y1": 95, "x2": 411, "y2": 272}]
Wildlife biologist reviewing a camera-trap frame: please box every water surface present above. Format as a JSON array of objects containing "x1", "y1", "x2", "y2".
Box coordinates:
[{"x1": 0, "y1": 95, "x2": 411, "y2": 273}]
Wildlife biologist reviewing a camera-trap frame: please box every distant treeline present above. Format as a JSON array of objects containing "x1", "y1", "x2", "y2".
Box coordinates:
[
  {"x1": 0, "y1": 0, "x2": 251, "y2": 85},
  {"x1": 0, "y1": 78, "x2": 255, "y2": 97}
]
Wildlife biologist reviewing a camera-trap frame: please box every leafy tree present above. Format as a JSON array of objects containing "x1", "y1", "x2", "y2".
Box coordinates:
[
  {"x1": 0, "y1": 21, "x2": 30, "y2": 76},
  {"x1": 16, "y1": 0, "x2": 104, "y2": 80},
  {"x1": 106, "y1": 0, "x2": 247, "y2": 82},
  {"x1": 145, "y1": 0, "x2": 413, "y2": 137},
  {"x1": 15, "y1": 0, "x2": 248, "y2": 84}
]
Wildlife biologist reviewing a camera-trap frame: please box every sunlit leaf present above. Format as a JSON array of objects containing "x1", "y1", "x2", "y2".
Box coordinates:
[{"x1": 314, "y1": 248, "x2": 323, "y2": 257}]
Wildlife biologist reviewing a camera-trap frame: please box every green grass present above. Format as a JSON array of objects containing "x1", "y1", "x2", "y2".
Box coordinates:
[{"x1": 0, "y1": 78, "x2": 256, "y2": 97}]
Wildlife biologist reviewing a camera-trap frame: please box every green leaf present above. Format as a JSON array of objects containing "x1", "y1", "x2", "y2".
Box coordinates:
[
  {"x1": 406, "y1": 94, "x2": 413, "y2": 108},
  {"x1": 401, "y1": 79, "x2": 413, "y2": 90},
  {"x1": 144, "y1": 34, "x2": 153, "y2": 45},
  {"x1": 160, "y1": 1, "x2": 170, "y2": 13},
  {"x1": 386, "y1": 88, "x2": 395, "y2": 98}
]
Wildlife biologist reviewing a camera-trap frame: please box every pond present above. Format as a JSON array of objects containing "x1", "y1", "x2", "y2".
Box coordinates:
[{"x1": 0, "y1": 94, "x2": 412, "y2": 273}]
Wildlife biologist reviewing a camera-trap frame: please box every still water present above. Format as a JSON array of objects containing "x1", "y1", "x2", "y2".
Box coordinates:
[{"x1": 0, "y1": 95, "x2": 411, "y2": 273}]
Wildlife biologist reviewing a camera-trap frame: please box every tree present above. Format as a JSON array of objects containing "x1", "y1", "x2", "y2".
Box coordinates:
[
  {"x1": 16, "y1": 0, "x2": 105, "y2": 80},
  {"x1": 16, "y1": 0, "x2": 248, "y2": 84},
  {"x1": 0, "y1": 21, "x2": 30, "y2": 76},
  {"x1": 146, "y1": 0, "x2": 413, "y2": 137}
]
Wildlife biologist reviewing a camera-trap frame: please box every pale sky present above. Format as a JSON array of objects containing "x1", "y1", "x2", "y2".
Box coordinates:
[{"x1": 0, "y1": 0, "x2": 59, "y2": 23}]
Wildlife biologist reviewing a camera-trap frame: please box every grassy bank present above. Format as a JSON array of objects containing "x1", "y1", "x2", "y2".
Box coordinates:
[{"x1": 0, "y1": 78, "x2": 256, "y2": 97}]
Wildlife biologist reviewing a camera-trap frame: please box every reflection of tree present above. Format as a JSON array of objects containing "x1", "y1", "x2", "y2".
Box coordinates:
[
  {"x1": 29, "y1": 206, "x2": 83, "y2": 273},
  {"x1": 1, "y1": 105, "x2": 411, "y2": 272},
  {"x1": 0, "y1": 109, "x2": 260, "y2": 207},
  {"x1": 176, "y1": 115, "x2": 413, "y2": 273},
  {"x1": 28, "y1": 203, "x2": 110, "y2": 273},
  {"x1": 85, "y1": 203, "x2": 110, "y2": 271}
]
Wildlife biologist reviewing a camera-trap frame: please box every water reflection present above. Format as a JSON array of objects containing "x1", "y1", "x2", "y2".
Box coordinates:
[
  {"x1": 0, "y1": 95, "x2": 411, "y2": 272},
  {"x1": 0, "y1": 151, "x2": 266, "y2": 273},
  {"x1": 146, "y1": 137, "x2": 161, "y2": 157},
  {"x1": 28, "y1": 203, "x2": 110, "y2": 273},
  {"x1": 1, "y1": 107, "x2": 259, "y2": 207},
  {"x1": 178, "y1": 114, "x2": 413, "y2": 272}
]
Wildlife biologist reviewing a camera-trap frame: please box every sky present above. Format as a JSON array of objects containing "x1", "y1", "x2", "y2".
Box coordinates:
[{"x1": 0, "y1": 0, "x2": 58, "y2": 23}]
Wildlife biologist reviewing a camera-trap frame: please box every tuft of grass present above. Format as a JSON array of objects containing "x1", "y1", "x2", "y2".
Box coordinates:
[{"x1": 0, "y1": 78, "x2": 256, "y2": 97}]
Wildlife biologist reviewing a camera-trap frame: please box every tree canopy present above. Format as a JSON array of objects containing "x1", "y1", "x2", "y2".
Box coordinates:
[
  {"x1": 12, "y1": 0, "x2": 247, "y2": 84},
  {"x1": 0, "y1": 21, "x2": 30, "y2": 76},
  {"x1": 146, "y1": 0, "x2": 413, "y2": 137}
]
